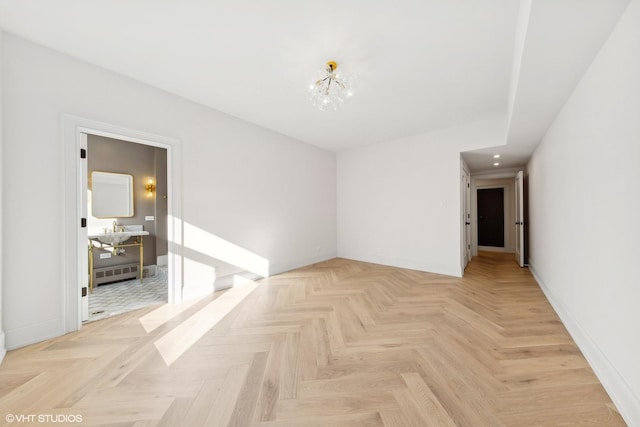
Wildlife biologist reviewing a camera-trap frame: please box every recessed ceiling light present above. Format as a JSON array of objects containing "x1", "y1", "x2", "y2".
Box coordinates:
[
  {"x1": 493, "y1": 162, "x2": 500, "y2": 166},
  {"x1": 493, "y1": 154, "x2": 500, "y2": 159}
]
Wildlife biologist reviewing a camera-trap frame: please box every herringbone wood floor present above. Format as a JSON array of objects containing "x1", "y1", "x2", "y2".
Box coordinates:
[{"x1": 0, "y1": 253, "x2": 626, "y2": 426}]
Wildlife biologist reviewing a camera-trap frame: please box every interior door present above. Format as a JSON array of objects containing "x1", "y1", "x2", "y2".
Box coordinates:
[
  {"x1": 477, "y1": 188, "x2": 505, "y2": 247},
  {"x1": 463, "y1": 170, "x2": 471, "y2": 266},
  {"x1": 515, "y1": 171, "x2": 525, "y2": 267},
  {"x1": 79, "y1": 133, "x2": 89, "y2": 322}
]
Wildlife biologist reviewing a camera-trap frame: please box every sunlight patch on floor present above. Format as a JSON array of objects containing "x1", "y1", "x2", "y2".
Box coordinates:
[
  {"x1": 138, "y1": 295, "x2": 204, "y2": 333},
  {"x1": 153, "y1": 276, "x2": 260, "y2": 366}
]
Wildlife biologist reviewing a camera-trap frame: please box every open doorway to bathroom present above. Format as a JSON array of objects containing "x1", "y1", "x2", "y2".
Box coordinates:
[{"x1": 85, "y1": 135, "x2": 168, "y2": 322}]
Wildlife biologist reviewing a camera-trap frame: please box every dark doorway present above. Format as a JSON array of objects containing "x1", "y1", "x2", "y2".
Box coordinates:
[{"x1": 477, "y1": 188, "x2": 504, "y2": 247}]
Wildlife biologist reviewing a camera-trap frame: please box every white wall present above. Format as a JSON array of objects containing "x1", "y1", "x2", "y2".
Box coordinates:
[
  {"x1": 0, "y1": 31, "x2": 6, "y2": 362},
  {"x1": 527, "y1": 1, "x2": 640, "y2": 424},
  {"x1": 337, "y1": 116, "x2": 506, "y2": 277},
  {"x1": 2, "y1": 34, "x2": 336, "y2": 350}
]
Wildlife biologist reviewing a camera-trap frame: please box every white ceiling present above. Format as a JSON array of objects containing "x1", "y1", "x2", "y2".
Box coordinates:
[{"x1": 0, "y1": 0, "x2": 631, "y2": 168}]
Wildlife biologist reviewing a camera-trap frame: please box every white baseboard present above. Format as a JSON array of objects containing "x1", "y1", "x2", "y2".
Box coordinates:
[
  {"x1": 0, "y1": 331, "x2": 6, "y2": 364},
  {"x1": 212, "y1": 253, "x2": 337, "y2": 292},
  {"x1": 529, "y1": 262, "x2": 639, "y2": 427},
  {"x1": 336, "y1": 251, "x2": 462, "y2": 278},
  {"x1": 477, "y1": 245, "x2": 514, "y2": 253},
  {"x1": 214, "y1": 271, "x2": 263, "y2": 291},
  {"x1": 4, "y1": 318, "x2": 63, "y2": 350},
  {"x1": 269, "y1": 252, "x2": 338, "y2": 276}
]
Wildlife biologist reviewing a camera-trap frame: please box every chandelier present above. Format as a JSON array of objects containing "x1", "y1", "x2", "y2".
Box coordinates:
[{"x1": 308, "y1": 61, "x2": 355, "y2": 111}]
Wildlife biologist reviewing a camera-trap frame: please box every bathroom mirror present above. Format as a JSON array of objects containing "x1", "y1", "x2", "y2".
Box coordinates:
[{"x1": 91, "y1": 171, "x2": 134, "y2": 217}]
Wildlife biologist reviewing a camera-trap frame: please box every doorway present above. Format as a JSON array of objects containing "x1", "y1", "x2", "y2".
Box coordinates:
[
  {"x1": 63, "y1": 114, "x2": 183, "y2": 333},
  {"x1": 85, "y1": 135, "x2": 168, "y2": 322},
  {"x1": 468, "y1": 173, "x2": 520, "y2": 258},
  {"x1": 515, "y1": 171, "x2": 528, "y2": 267},
  {"x1": 462, "y1": 166, "x2": 471, "y2": 269},
  {"x1": 477, "y1": 188, "x2": 505, "y2": 248}
]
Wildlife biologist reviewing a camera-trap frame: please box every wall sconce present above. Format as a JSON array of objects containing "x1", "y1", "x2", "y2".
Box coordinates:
[{"x1": 145, "y1": 179, "x2": 155, "y2": 196}]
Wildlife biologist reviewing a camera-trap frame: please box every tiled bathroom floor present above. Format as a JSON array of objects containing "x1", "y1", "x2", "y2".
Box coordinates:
[{"x1": 87, "y1": 266, "x2": 168, "y2": 322}]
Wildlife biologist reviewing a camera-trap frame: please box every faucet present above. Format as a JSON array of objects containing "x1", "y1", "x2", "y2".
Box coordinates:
[{"x1": 112, "y1": 220, "x2": 118, "y2": 232}]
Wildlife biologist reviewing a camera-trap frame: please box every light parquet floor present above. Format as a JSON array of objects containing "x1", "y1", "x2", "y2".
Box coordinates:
[{"x1": 0, "y1": 252, "x2": 626, "y2": 426}]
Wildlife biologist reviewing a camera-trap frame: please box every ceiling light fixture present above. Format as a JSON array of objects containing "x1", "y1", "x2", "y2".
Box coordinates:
[
  {"x1": 493, "y1": 162, "x2": 500, "y2": 166},
  {"x1": 493, "y1": 154, "x2": 500, "y2": 159},
  {"x1": 308, "y1": 61, "x2": 355, "y2": 111}
]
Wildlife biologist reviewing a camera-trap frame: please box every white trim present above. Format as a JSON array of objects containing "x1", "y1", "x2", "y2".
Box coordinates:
[
  {"x1": 79, "y1": 133, "x2": 88, "y2": 321},
  {"x1": 214, "y1": 271, "x2": 263, "y2": 291},
  {"x1": 529, "y1": 262, "x2": 640, "y2": 427},
  {"x1": 62, "y1": 115, "x2": 183, "y2": 333},
  {"x1": 460, "y1": 158, "x2": 472, "y2": 273},
  {"x1": 0, "y1": 30, "x2": 4, "y2": 362},
  {"x1": 0, "y1": 332, "x2": 6, "y2": 363},
  {"x1": 338, "y1": 251, "x2": 462, "y2": 278},
  {"x1": 475, "y1": 184, "x2": 509, "y2": 252},
  {"x1": 477, "y1": 245, "x2": 513, "y2": 253},
  {"x1": 471, "y1": 166, "x2": 524, "y2": 179},
  {"x1": 270, "y1": 252, "x2": 338, "y2": 277},
  {"x1": 4, "y1": 319, "x2": 63, "y2": 350}
]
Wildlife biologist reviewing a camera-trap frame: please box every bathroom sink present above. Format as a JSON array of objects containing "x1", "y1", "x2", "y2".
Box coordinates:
[{"x1": 88, "y1": 227, "x2": 149, "y2": 246}]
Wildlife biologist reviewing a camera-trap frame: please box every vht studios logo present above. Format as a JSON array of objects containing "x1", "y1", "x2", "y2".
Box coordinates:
[{"x1": 5, "y1": 413, "x2": 83, "y2": 423}]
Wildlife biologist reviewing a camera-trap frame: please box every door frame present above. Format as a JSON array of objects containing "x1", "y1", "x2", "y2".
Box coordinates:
[
  {"x1": 469, "y1": 168, "x2": 525, "y2": 257},
  {"x1": 62, "y1": 115, "x2": 183, "y2": 333},
  {"x1": 475, "y1": 184, "x2": 509, "y2": 253},
  {"x1": 515, "y1": 170, "x2": 526, "y2": 266},
  {"x1": 476, "y1": 186, "x2": 507, "y2": 250},
  {"x1": 461, "y1": 161, "x2": 472, "y2": 270}
]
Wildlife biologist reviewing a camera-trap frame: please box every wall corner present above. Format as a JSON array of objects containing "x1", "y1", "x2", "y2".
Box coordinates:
[
  {"x1": 0, "y1": 30, "x2": 6, "y2": 364},
  {"x1": 0, "y1": 332, "x2": 6, "y2": 364}
]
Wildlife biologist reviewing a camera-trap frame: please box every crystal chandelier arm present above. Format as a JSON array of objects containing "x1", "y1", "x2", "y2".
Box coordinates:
[{"x1": 308, "y1": 60, "x2": 354, "y2": 110}]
